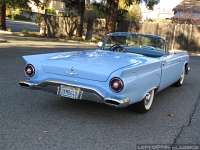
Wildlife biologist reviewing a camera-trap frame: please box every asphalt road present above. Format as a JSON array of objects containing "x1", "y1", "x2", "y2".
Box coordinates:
[
  {"x1": 0, "y1": 46, "x2": 200, "y2": 150},
  {"x1": 6, "y1": 20, "x2": 39, "y2": 32}
]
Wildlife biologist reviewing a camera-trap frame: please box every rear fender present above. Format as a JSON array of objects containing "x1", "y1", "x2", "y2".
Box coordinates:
[{"x1": 109, "y1": 61, "x2": 161, "y2": 104}]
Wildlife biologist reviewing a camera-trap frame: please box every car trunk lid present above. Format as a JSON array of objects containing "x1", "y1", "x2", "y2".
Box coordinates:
[{"x1": 28, "y1": 50, "x2": 143, "y2": 82}]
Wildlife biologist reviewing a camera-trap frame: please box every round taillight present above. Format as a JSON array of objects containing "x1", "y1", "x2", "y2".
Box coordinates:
[
  {"x1": 25, "y1": 64, "x2": 35, "y2": 77},
  {"x1": 110, "y1": 77, "x2": 124, "y2": 93}
]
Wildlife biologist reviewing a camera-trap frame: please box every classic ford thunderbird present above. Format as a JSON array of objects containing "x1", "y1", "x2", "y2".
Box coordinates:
[{"x1": 19, "y1": 32, "x2": 190, "y2": 113}]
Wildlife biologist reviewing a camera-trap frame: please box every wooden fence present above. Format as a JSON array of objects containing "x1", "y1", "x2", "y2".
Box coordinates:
[
  {"x1": 38, "y1": 15, "x2": 80, "y2": 38},
  {"x1": 38, "y1": 14, "x2": 200, "y2": 51},
  {"x1": 138, "y1": 22, "x2": 200, "y2": 51}
]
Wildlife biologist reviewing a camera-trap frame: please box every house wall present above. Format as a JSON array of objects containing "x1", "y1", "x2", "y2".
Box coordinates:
[
  {"x1": 173, "y1": 11, "x2": 200, "y2": 24},
  {"x1": 28, "y1": 0, "x2": 65, "y2": 14},
  {"x1": 48, "y1": 0, "x2": 65, "y2": 13},
  {"x1": 28, "y1": 1, "x2": 44, "y2": 14}
]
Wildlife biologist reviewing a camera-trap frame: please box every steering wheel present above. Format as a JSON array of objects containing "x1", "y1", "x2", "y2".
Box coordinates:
[{"x1": 110, "y1": 44, "x2": 125, "y2": 52}]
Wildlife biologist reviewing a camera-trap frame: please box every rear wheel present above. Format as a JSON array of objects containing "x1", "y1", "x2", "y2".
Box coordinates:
[
  {"x1": 175, "y1": 68, "x2": 185, "y2": 87},
  {"x1": 134, "y1": 89, "x2": 155, "y2": 113}
]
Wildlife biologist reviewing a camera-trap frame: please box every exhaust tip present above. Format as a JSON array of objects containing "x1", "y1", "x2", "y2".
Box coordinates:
[
  {"x1": 105, "y1": 100, "x2": 120, "y2": 106},
  {"x1": 19, "y1": 82, "x2": 30, "y2": 87},
  {"x1": 105, "y1": 98, "x2": 130, "y2": 108}
]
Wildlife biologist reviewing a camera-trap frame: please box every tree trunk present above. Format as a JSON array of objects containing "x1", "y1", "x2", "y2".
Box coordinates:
[
  {"x1": 85, "y1": 17, "x2": 94, "y2": 40},
  {"x1": 0, "y1": 0, "x2": 6, "y2": 30},
  {"x1": 117, "y1": 20, "x2": 129, "y2": 32},
  {"x1": 77, "y1": 0, "x2": 85, "y2": 37},
  {"x1": 44, "y1": 11, "x2": 55, "y2": 38},
  {"x1": 106, "y1": 0, "x2": 119, "y2": 33}
]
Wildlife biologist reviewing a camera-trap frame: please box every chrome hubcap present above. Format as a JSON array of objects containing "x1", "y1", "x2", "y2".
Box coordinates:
[
  {"x1": 144, "y1": 93, "x2": 151, "y2": 105},
  {"x1": 144, "y1": 90, "x2": 154, "y2": 110},
  {"x1": 180, "y1": 72, "x2": 185, "y2": 85}
]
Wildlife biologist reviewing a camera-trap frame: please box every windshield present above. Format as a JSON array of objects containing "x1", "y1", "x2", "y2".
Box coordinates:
[{"x1": 102, "y1": 34, "x2": 165, "y2": 51}]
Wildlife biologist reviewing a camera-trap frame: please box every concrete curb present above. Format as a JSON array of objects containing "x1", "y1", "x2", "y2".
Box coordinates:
[
  {"x1": 0, "y1": 38, "x2": 7, "y2": 43},
  {"x1": 190, "y1": 53, "x2": 200, "y2": 56},
  {"x1": 169, "y1": 50, "x2": 200, "y2": 57},
  {"x1": 0, "y1": 30, "x2": 12, "y2": 34}
]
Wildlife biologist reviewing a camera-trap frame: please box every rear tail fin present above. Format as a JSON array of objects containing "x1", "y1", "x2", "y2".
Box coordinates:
[{"x1": 22, "y1": 52, "x2": 60, "y2": 64}]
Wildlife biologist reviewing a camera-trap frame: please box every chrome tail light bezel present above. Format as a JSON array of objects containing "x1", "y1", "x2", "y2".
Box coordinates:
[
  {"x1": 24, "y1": 64, "x2": 35, "y2": 77},
  {"x1": 109, "y1": 77, "x2": 124, "y2": 93}
]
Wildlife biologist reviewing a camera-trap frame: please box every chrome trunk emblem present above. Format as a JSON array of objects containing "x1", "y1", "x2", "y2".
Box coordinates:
[{"x1": 68, "y1": 67, "x2": 78, "y2": 75}]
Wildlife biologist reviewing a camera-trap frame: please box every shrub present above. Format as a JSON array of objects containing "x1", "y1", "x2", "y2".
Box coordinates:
[
  {"x1": 14, "y1": 15, "x2": 32, "y2": 21},
  {"x1": 45, "y1": 8, "x2": 56, "y2": 15}
]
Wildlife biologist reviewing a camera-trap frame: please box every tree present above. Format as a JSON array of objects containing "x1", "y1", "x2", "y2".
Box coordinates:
[
  {"x1": 29, "y1": 0, "x2": 56, "y2": 38},
  {"x1": 105, "y1": 0, "x2": 159, "y2": 33},
  {"x1": 144, "y1": 0, "x2": 159, "y2": 10},
  {"x1": 85, "y1": 7, "x2": 96, "y2": 40},
  {"x1": 77, "y1": 0, "x2": 85, "y2": 37},
  {"x1": 63, "y1": 0, "x2": 85, "y2": 37},
  {"x1": 105, "y1": 0, "x2": 119, "y2": 33},
  {"x1": 6, "y1": 0, "x2": 30, "y2": 20},
  {"x1": 0, "y1": 0, "x2": 37, "y2": 30},
  {"x1": 0, "y1": 0, "x2": 6, "y2": 30},
  {"x1": 6, "y1": 0, "x2": 29, "y2": 8}
]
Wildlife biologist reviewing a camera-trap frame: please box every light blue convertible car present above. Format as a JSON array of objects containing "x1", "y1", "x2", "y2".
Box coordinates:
[{"x1": 19, "y1": 32, "x2": 190, "y2": 113}]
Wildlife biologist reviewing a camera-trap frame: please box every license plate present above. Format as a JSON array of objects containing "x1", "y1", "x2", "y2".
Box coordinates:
[{"x1": 57, "y1": 85, "x2": 83, "y2": 99}]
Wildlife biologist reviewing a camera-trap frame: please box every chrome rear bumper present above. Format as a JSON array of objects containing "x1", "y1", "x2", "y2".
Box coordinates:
[{"x1": 19, "y1": 81, "x2": 130, "y2": 108}]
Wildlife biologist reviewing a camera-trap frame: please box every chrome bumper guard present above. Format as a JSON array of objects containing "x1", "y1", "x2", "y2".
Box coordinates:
[{"x1": 19, "y1": 81, "x2": 130, "y2": 108}]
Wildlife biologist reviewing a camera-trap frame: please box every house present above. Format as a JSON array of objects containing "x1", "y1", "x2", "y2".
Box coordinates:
[
  {"x1": 140, "y1": 0, "x2": 183, "y2": 21},
  {"x1": 172, "y1": 0, "x2": 200, "y2": 24},
  {"x1": 28, "y1": 0, "x2": 66, "y2": 14}
]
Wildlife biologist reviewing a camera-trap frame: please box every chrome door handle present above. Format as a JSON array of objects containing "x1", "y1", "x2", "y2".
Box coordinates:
[{"x1": 162, "y1": 61, "x2": 166, "y2": 66}]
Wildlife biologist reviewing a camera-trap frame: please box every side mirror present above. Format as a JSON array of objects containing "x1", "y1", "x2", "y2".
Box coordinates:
[{"x1": 97, "y1": 41, "x2": 103, "y2": 48}]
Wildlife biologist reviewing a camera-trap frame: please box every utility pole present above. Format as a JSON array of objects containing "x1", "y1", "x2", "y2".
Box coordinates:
[{"x1": 0, "y1": 0, "x2": 6, "y2": 30}]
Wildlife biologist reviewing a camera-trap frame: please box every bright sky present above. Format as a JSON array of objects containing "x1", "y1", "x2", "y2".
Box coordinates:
[
  {"x1": 155, "y1": 0, "x2": 183, "y2": 10},
  {"x1": 91, "y1": 0, "x2": 183, "y2": 10}
]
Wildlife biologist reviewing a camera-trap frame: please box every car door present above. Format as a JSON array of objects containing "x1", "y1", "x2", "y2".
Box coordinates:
[{"x1": 159, "y1": 53, "x2": 183, "y2": 90}]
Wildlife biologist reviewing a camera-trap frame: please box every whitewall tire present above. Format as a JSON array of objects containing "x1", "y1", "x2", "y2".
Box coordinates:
[
  {"x1": 175, "y1": 69, "x2": 185, "y2": 87},
  {"x1": 134, "y1": 89, "x2": 155, "y2": 113}
]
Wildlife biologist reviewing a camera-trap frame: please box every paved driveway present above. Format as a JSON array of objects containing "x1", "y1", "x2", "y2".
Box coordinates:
[
  {"x1": 0, "y1": 40, "x2": 200, "y2": 150},
  {"x1": 6, "y1": 20, "x2": 39, "y2": 32}
]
